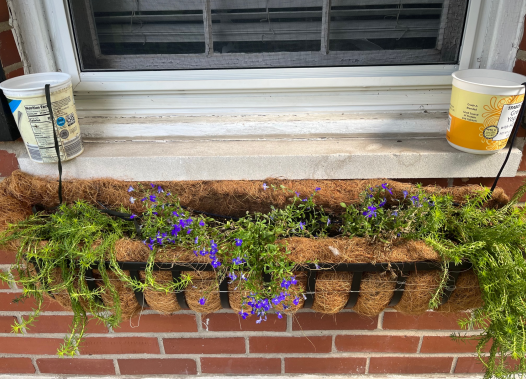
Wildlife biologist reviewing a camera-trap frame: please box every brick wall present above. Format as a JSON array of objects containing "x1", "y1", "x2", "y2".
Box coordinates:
[{"x1": 0, "y1": 249, "x2": 488, "y2": 376}]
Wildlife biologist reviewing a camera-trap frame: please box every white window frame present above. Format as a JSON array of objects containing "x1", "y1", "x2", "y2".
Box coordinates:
[{"x1": 11, "y1": 0, "x2": 526, "y2": 117}]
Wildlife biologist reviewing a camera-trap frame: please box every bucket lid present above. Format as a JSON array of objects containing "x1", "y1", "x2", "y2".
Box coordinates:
[
  {"x1": 0, "y1": 72, "x2": 71, "y2": 97},
  {"x1": 452, "y1": 69, "x2": 526, "y2": 89}
]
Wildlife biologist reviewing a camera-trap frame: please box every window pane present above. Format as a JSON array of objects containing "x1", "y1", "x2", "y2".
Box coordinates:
[{"x1": 68, "y1": 0, "x2": 469, "y2": 71}]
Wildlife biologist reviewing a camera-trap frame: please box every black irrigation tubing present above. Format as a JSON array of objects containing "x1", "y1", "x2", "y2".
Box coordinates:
[{"x1": 62, "y1": 260, "x2": 471, "y2": 310}]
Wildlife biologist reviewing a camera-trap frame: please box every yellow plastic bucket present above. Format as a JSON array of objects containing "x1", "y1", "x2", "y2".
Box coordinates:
[
  {"x1": 447, "y1": 69, "x2": 526, "y2": 154},
  {"x1": 0, "y1": 72, "x2": 83, "y2": 163}
]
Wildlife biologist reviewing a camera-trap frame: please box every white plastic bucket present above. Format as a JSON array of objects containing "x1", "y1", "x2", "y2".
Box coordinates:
[
  {"x1": 0, "y1": 72, "x2": 83, "y2": 163},
  {"x1": 447, "y1": 69, "x2": 526, "y2": 154}
]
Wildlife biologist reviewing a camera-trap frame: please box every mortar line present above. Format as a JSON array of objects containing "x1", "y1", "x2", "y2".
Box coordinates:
[
  {"x1": 450, "y1": 356, "x2": 459, "y2": 374},
  {"x1": 365, "y1": 356, "x2": 370, "y2": 374},
  {"x1": 28, "y1": 357, "x2": 39, "y2": 374},
  {"x1": 281, "y1": 356, "x2": 285, "y2": 374},
  {"x1": 244, "y1": 336, "x2": 249, "y2": 355},
  {"x1": 286, "y1": 314, "x2": 292, "y2": 333},
  {"x1": 157, "y1": 336, "x2": 165, "y2": 354},
  {"x1": 113, "y1": 358, "x2": 120, "y2": 375},
  {"x1": 331, "y1": 334, "x2": 336, "y2": 353},
  {"x1": 195, "y1": 356, "x2": 202, "y2": 375},
  {"x1": 447, "y1": 178, "x2": 454, "y2": 187},
  {"x1": 196, "y1": 313, "x2": 204, "y2": 332},
  {"x1": 416, "y1": 335, "x2": 424, "y2": 353},
  {"x1": 377, "y1": 311, "x2": 384, "y2": 329}
]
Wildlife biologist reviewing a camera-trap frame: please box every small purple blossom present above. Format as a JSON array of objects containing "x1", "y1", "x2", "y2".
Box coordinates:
[
  {"x1": 127, "y1": 186, "x2": 134, "y2": 192},
  {"x1": 379, "y1": 198, "x2": 386, "y2": 207},
  {"x1": 199, "y1": 298, "x2": 206, "y2": 305},
  {"x1": 235, "y1": 238, "x2": 243, "y2": 247},
  {"x1": 302, "y1": 198, "x2": 308, "y2": 202},
  {"x1": 187, "y1": 229, "x2": 192, "y2": 234},
  {"x1": 194, "y1": 236, "x2": 199, "y2": 244},
  {"x1": 299, "y1": 222, "x2": 305, "y2": 231},
  {"x1": 232, "y1": 257, "x2": 246, "y2": 265},
  {"x1": 293, "y1": 297, "x2": 300, "y2": 306},
  {"x1": 315, "y1": 187, "x2": 321, "y2": 191},
  {"x1": 277, "y1": 312, "x2": 283, "y2": 319},
  {"x1": 262, "y1": 183, "x2": 269, "y2": 190},
  {"x1": 149, "y1": 195, "x2": 157, "y2": 202},
  {"x1": 130, "y1": 214, "x2": 137, "y2": 220},
  {"x1": 130, "y1": 196, "x2": 135, "y2": 204},
  {"x1": 157, "y1": 186, "x2": 164, "y2": 194},
  {"x1": 228, "y1": 272, "x2": 238, "y2": 281},
  {"x1": 295, "y1": 191, "x2": 301, "y2": 197},
  {"x1": 403, "y1": 190, "x2": 408, "y2": 199},
  {"x1": 392, "y1": 210, "x2": 398, "y2": 217},
  {"x1": 199, "y1": 220, "x2": 205, "y2": 227},
  {"x1": 240, "y1": 311, "x2": 249, "y2": 319},
  {"x1": 327, "y1": 218, "x2": 331, "y2": 226},
  {"x1": 363, "y1": 205, "x2": 377, "y2": 218},
  {"x1": 150, "y1": 183, "x2": 155, "y2": 188}
]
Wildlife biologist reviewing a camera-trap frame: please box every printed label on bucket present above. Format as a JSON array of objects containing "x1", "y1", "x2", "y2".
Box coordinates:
[
  {"x1": 447, "y1": 87, "x2": 524, "y2": 151},
  {"x1": 8, "y1": 86, "x2": 83, "y2": 163}
]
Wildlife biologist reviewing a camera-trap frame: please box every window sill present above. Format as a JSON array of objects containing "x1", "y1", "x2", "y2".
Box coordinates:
[{"x1": 5, "y1": 136, "x2": 522, "y2": 181}]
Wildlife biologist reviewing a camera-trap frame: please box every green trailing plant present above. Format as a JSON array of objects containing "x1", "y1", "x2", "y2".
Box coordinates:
[{"x1": 1, "y1": 180, "x2": 526, "y2": 379}]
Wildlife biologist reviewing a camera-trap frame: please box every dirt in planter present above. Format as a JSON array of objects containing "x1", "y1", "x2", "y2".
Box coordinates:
[
  {"x1": 0, "y1": 171, "x2": 509, "y2": 224},
  {"x1": 285, "y1": 237, "x2": 440, "y2": 264},
  {"x1": 353, "y1": 272, "x2": 397, "y2": 317},
  {"x1": 393, "y1": 271, "x2": 442, "y2": 314},
  {"x1": 437, "y1": 269, "x2": 483, "y2": 312},
  {"x1": 139, "y1": 271, "x2": 181, "y2": 314},
  {"x1": 312, "y1": 271, "x2": 352, "y2": 314}
]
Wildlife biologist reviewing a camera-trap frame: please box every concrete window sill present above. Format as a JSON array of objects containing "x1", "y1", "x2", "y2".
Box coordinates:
[{"x1": 1, "y1": 136, "x2": 522, "y2": 181}]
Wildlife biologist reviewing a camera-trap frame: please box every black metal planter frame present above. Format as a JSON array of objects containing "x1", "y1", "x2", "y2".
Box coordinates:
[{"x1": 69, "y1": 260, "x2": 472, "y2": 311}]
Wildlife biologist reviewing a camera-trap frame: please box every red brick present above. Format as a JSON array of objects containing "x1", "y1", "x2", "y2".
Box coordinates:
[
  {"x1": 369, "y1": 357, "x2": 453, "y2": 374},
  {"x1": 0, "y1": 292, "x2": 67, "y2": 311},
  {"x1": 420, "y1": 336, "x2": 489, "y2": 353},
  {"x1": 114, "y1": 314, "x2": 196, "y2": 333},
  {"x1": 0, "y1": 30, "x2": 21, "y2": 68},
  {"x1": 286, "y1": 358, "x2": 366, "y2": 374},
  {"x1": 0, "y1": 150, "x2": 18, "y2": 177},
  {"x1": 0, "y1": 316, "x2": 16, "y2": 333},
  {"x1": 164, "y1": 337, "x2": 245, "y2": 354},
  {"x1": 27, "y1": 316, "x2": 108, "y2": 334},
  {"x1": 292, "y1": 312, "x2": 377, "y2": 331},
  {"x1": 0, "y1": 0, "x2": 9, "y2": 23},
  {"x1": 201, "y1": 358, "x2": 281, "y2": 374},
  {"x1": 514, "y1": 58, "x2": 526, "y2": 77},
  {"x1": 79, "y1": 337, "x2": 159, "y2": 355},
  {"x1": 335, "y1": 335, "x2": 419, "y2": 353},
  {"x1": 453, "y1": 177, "x2": 526, "y2": 201},
  {"x1": 0, "y1": 358, "x2": 34, "y2": 373},
  {"x1": 454, "y1": 357, "x2": 485, "y2": 373},
  {"x1": 395, "y1": 178, "x2": 449, "y2": 187},
  {"x1": 5, "y1": 67, "x2": 24, "y2": 79},
  {"x1": 250, "y1": 336, "x2": 331, "y2": 354},
  {"x1": 119, "y1": 359, "x2": 197, "y2": 375},
  {"x1": 0, "y1": 250, "x2": 16, "y2": 264},
  {"x1": 203, "y1": 313, "x2": 286, "y2": 332},
  {"x1": 455, "y1": 356, "x2": 519, "y2": 373},
  {"x1": 37, "y1": 359, "x2": 115, "y2": 375},
  {"x1": 0, "y1": 337, "x2": 64, "y2": 355},
  {"x1": 382, "y1": 312, "x2": 465, "y2": 330}
]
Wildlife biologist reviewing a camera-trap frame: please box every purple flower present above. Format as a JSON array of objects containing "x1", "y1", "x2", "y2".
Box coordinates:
[
  {"x1": 299, "y1": 222, "x2": 305, "y2": 231},
  {"x1": 277, "y1": 312, "x2": 283, "y2": 319},
  {"x1": 235, "y1": 238, "x2": 243, "y2": 247},
  {"x1": 172, "y1": 211, "x2": 179, "y2": 217},
  {"x1": 199, "y1": 298, "x2": 206, "y2": 305},
  {"x1": 362, "y1": 206, "x2": 377, "y2": 218},
  {"x1": 392, "y1": 210, "x2": 398, "y2": 217},
  {"x1": 295, "y1": 191, "x2": 301, "y2": 197},
  {"x1": 211, "y1": 259, "x2": 222, "y2": 268},
  {"x1": 153, "y1": 212, "x2": 158, "y2": 215},
  {"x1": 228, "y1": 272, "x2": 238, "y2": 281},
  {"x1": 194, "y1": 236, "x2": 199, "y2": 244},
  {"x1": 130, "y1": 196, "x2": 135, "y2": 204},
  {"x1": 186, "y1": 229, "x2": 192, "y2": 234},
  {"x1": 302, "y1": 199, "x2": 308, "y2": 202},
  {"x1": 290, "y1": 276, "x2": 297, "y2": 285},
  {"x1": 167, "y1": 192, "x2": 172, "y2": 196},
  {"x1": 127, "y1": 186, "x2": 134, "y2": 192},
  {"x1": 148, "y1": 243, "x2": 154, "y2": 250},
  {"x1": 141, "y1": 197, "x2": 146, "y2": 202},
  {"x1": 327, "y1": 218, "x2": 331, "y2": 226},
  {"x1": 150, "y1": 183, "x2": 155, "y2": 188},
  {"x1": 379, "y1": 198, "x2": 386, "y2": 207},
  {"x1": 130, "y1": 214, "x2": 137, "y2": 219},
  {"x1": 315, "y1": 187, "x2": 321, "y2": 191},
  {"x1": 240, "y1": 312, "x2": 249, "y2": 319},
  {"x1": 149, "y1": 195, "x2": 157, "y2": 202},
  {"x1": 199, "y1": 220, "x2": 205, "y2": 227},
  {"x1": 157, "y1": 186, "x2": 163, "y2": 194},
  {"x1": 293, "y1": 297, "x2": 300, "y2": 306},
  {"x1": 263, "y1": 183, "x2": 269, "y2": 190},
  {"x1": 403, "y1": 190, "x2": 408, "y2": 199},
  {"x1": 232, "y1": 257, "x2": 246, "y2": 265}
]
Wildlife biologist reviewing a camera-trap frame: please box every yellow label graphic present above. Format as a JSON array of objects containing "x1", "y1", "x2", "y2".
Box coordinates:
[{"x1": 447, "y1": 86, "x2": 524, "y2": 151}]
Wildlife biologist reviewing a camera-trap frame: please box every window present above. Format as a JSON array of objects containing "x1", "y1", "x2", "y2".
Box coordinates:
[{"x1": 69, "y1": 0, "x2": 468, "y2": 71}]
